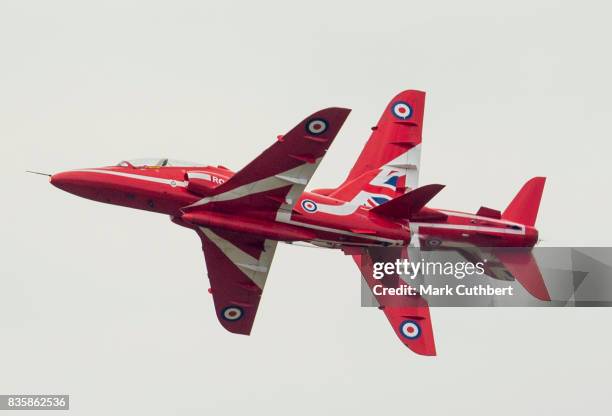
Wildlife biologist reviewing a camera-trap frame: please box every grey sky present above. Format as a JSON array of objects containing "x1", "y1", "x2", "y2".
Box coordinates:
[{"x1": 2, "y1": 1, "x2": 611, "y2": 414}]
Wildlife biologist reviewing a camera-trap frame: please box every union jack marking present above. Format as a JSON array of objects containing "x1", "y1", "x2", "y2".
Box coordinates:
[{"x1": 352, "y1": 169, "x2": 408, "y2": 208}]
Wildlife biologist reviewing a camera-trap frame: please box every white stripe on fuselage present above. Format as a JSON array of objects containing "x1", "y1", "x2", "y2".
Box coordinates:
[
  {"x1": 72, "y1": 172, "x2": 523, "y2": 241},
  {"x1": 279, "y1": 206, "x2": 525, "y2": 245},
  {"x1": 411, "y1": 222, "x2": 525, "y2": 235},
  {"x1": 73, "y1": 169, "x2": 188, "y2": 187},
  {"x1": 438, "y1": 210, "x2": 524, "y2": 227},
  {"x1": 313, "y1": 200, "x2": 361, "y2": 216}
]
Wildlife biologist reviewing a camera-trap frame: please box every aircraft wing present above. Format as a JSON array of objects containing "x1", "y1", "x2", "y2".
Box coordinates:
[
  {"x1": 342, "y1": 90, "x2": 425, "y2": 192},
  {"x1": 348, "y1": 246, "x2": 436, "y2": 356},
  {"x1": 196, "y1": 226, "x2": 278, "y2": 334},
  {"x1": 317, "y1": 91, "x2": 425, "y2": 206},
  {"x1": 185, "y1": 107, "x2": 351, "y2": 221},
  {"x1": 181, "y1": 107, "x2": 349, "y2": 334}
]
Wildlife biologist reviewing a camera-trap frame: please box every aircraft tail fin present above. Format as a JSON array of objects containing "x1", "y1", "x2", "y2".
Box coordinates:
[{"x1": 502, "y1": 177, "x2": 546, "y2": 226}]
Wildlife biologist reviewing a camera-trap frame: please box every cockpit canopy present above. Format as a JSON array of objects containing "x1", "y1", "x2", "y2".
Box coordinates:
[{"x1": 116, "y1": 158, "x2": 206, "y2": 168}]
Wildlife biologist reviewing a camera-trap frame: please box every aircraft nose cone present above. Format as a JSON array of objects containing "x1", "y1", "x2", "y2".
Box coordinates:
[
  {"x1": 50, "y1": 170, "x2": 105, "y2": 201},
  {"x1": 50, "y1": 171, "x2": 72, "y2": 190},
  {"x1": 50, "y1": 170, "x2": 91, "y2": 194}
]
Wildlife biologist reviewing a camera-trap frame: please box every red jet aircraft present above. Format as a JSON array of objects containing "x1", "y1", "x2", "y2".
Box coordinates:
[{"x1": 46, "y1": 90, "x2": 546, "y2": 355}]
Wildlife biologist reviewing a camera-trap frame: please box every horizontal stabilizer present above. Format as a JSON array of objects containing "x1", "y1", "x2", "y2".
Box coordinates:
[
  {"x1": 491, "y1": 248, "x2": 550, "y2": 301},
  {"x1": 370, "y1": 184, "x2": 445, "y2": 219},
  {"x1": 454, "y1": 246, "x2": 551, "y2": 301}
]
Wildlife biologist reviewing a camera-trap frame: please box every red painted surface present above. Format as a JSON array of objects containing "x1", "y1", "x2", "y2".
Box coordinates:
[{"x1": 49, "y1": 92, "x2": 547, "y2": 356}]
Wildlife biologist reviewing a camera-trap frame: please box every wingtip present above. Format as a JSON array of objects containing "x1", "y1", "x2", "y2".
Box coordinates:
[
  {"x1": 392, "y1": 89, "x2": 426, "y2": 100},
  {"x1": 309, "y1": 107, "x2": 352, "y2": 124},
  {"x1": 322, "y1": 107, "x2": 352, "y2": 115},
  {"x1": 400, "y1": 335, "x2": 437, "y2": 356}
]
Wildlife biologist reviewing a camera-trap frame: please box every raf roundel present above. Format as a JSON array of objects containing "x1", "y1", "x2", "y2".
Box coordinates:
[
  {"x1": 391, "y1": 101, "x2": 413, "y2": 120},
  {"x1": 221, "y1": 306, "x2": 244, "y2": 321},
  {"x1": 301, "y1": 199, "x2": 318, "y2": 213},
  {"x1": 306, "y1": 118, "x2": 328, "y2": 135},
  {"x1": 427, "y1": 238, "x2": 442, "y2": 248},
  {"x1": 399, "y1": 320, "x2": 421, "y2": 339}
]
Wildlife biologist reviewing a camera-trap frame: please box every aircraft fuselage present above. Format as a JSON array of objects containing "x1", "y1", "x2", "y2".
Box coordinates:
[{"x1": 50, "y1": 164, "x2": 538, "y2": 249}]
